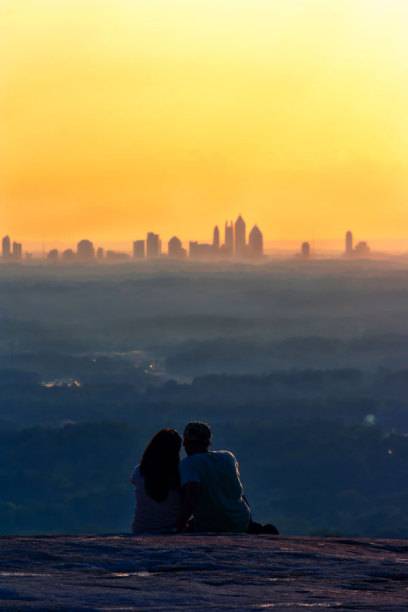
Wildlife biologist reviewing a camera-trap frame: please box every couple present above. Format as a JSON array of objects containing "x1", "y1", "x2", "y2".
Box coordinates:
[{"x1": 131, "y1": 421, "x2": 278, "y2": 534}]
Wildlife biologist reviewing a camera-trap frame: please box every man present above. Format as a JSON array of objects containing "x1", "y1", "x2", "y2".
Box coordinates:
[{"x1": 177, "y1": 421, "x2": 251, "y2": 532}]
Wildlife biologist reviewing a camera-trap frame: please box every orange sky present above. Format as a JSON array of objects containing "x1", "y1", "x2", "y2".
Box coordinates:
[{"x1": 1, "y1": 0, "x2": 408, "y2": 249}]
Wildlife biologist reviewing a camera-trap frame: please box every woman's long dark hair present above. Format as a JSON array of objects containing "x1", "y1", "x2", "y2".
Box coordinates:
[{"x1": 140, "y1": 429, "x2": 182, "y2": 502}]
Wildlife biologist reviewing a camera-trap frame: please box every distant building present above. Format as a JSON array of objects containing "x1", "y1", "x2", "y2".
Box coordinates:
[
  {"x1": 213, "y1": 226, "x2": 220, "y2": 252},
  {"x1": 354, "y1": 241, "x2": 370, "y2": 257},
  {"x1": 62, "y1": 249, "x2": 75, "y2": 261},
  {"x1": 77, "y1": 239, "x2": 95, "y2": 260},
  {"x1": 2, "y1": 235, "x2": 11, "y2": 259},
  {"x1": 106, "y1": 250, "x2": 129, "y2": 261},
  {"x1": 189, "y1": 242, "x2": 214, "y2": 259},
  {"x1": 234, "y1": 215, "x2": 246, "y2": 256},
  {"x1": 47, "y1": 249, "x2": 59, "y2": 262},
  {"x1": 12, "y1": 242, "x2": 23, "y2": 260},
  {"x1": 345, "y1": 231, "x2": 353, "y2": 257},
  {"x1": 248, "y1": 225, "x2": 264, "y2": 258},
  {"x1": 146, "y1": 233, "x2": 161, "y2": 258},
  {"x1": 168, "y1": 236, "x2": 186, "y2": 258},
  {"x1": 224, "y1": 221, "x2": 234, "y2": 256},
  {"x1": 133, "y1": 240, "x2": 145, "y2": 259},
  {"x1": 96, "y1": 247, "x2": 105, "y2": 260},
  {"x1": 300, "y1": 242, "x2": 311, "y2": 259}
]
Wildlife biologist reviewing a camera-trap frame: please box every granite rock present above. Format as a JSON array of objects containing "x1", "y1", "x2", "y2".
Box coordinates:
[{"x1": 0, "y1": 534, "x2": 408, "y2": 610}]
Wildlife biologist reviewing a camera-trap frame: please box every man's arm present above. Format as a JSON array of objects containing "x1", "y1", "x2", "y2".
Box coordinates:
[{"x1": 176, "y1": 482, "x2": 201, "y2": 532}]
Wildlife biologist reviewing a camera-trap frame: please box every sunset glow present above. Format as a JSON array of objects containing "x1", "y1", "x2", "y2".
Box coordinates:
[{"x1": 2, "y1": 0, "x2": 408, "y2": 248}]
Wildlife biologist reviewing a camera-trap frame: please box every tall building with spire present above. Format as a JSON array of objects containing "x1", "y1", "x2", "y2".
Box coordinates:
[
  {"x1": 248, "y1": 225, "x2": 264, "y2": 258},
  {"x1": 234, "y1": 215, "x2": 246, "y2": 256},
  {"x1": 345, "y1": 231, "x2": 353, "y2": 257},
  {"x1": 212, "y1": 226, "x2": 220, "y2": 252}
]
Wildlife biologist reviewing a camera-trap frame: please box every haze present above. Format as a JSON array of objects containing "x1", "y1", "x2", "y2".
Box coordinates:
[{"x1": 2, "y1": 259, "x2": 408, "y2": 537}]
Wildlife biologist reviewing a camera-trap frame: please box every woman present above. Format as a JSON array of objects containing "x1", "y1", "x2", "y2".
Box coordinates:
[{"x1": 131, "y1": 429, "x2": 182, "y2": 534}]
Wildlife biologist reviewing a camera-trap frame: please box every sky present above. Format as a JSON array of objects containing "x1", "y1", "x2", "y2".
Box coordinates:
[{"x1": 1, "y1": 0, "x2": 408, "y2": 250}]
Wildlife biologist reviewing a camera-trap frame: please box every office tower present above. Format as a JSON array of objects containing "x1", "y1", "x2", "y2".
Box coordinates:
[
  {"x1": 213, "y1": 226, "x2": 220, "y2": 251},
  {"x1": 301, "y1": 241, "x2": 311, "y2": 259},
  {"x1": 96, "y1": 247, "x2": 105, "y2": 260},
  {"x1": 168, "y1": 236, "x2": 186, "y2": 258},
  {"x1": 189, "y1": 241, "x2": 214, "y2": 259},
  {"x1": 224, "y1": 221, "x2": 233, "y2": 255},
  {"x1": 77, "y1": 239, "x2": 95, "y2": 260},
  {"x1": 133, "y1": 240, "x2": 145, "y2": 258},
  {"x1": 345, "y1": 231, "x2": 353, "y2": 257},
  {"x1": 248, "y1": 225, "x2": 264, "y2": 258},
  {"x1": 12, "y1": 242, "x2": 23, "y2": 259},
  {"x1": 2, "y1": 235, "x2": 11, "y2": 258},
  {"x1": 62, "y1": 249, "x2": 75, "y2": 261},
  {"x1": 234, "y1": 215, "x2": 246, "y2": 256},
  {"x1": 146, "y1": 232, "x2": 161, "y2": 258},
  {"x1": 47, "y1": 249, "x2": 59, "y2": 262}
]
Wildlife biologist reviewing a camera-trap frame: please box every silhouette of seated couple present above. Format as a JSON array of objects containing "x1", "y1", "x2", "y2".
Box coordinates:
[{"x1": 131, "y1": 422, "x2": 279, "y2": 535}]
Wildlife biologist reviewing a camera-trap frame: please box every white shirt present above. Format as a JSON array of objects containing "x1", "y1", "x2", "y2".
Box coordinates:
[
  {"x1": 179, "y1": 450, "x2": 251, "y2": 532},
  {"x1": 131, "y1": 465, "x2": 181, "y2": 534}
]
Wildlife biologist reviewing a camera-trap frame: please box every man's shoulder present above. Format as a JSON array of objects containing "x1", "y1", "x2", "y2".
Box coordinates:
[
  {"x1": 180, "y1": 450, "x2": 236, "y2": 467},
  {"x1": 211, "y1": 450, "x2": 237, "y2": 462}
]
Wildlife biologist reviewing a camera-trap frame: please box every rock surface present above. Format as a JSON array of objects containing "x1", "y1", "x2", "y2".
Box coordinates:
[{"x1": 0, "y1": 534, "x2": 408, "y2": 610}]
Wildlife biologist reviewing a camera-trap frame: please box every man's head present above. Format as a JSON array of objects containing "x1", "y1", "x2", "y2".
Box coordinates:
[{"x1": 183, "y1": 421, "x2": 211, "y2": 455}]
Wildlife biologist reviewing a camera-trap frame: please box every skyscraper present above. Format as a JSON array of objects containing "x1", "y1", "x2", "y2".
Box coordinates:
[
  {"x1": 96, "y1": 247, "x2": 105, "y2": 260},
  {"x1": 212, "y1": 226, "x2": 220, "y2": 252},
  {"x1": 248, "y1": 225, "x2": 264, "y2": 258},
  {"x1": 77, "y1": 239, "x2": 95, "y2": 260},
  {"x1": 133, "y1": 240, "x2": 145, "y2": 258},
  {"x1": 224, "y1": 221, "x2": 233, "y2": 256},
  {"x1": 2, "y1": 235, "x2": 11, "y2": 259},
  {"x1": 12, "y1": 242, "x2": 23, "y2": 260},
  {"x1": 234, "y1": 215, "x2": 246, "y2": 256},
  {"x1": 146, "y1": 232, "x2": 161, "y2": 258},
  {"x1": 345, "y1": 231, "x2": 353, "y2": 257},
  {"x1": 168, "y1": 236, "x2": 186, "y2": 258}
]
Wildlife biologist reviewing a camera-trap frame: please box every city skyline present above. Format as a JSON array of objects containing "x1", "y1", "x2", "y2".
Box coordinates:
[
  {"x1": 1, "y1": 222, "x2": 378, "y2": 262},
  {"x1": 6, "y1": 236, "x2": 408, "y2": 255},
  {"x1": 1, "y1": 215, "x2": 267, "y2": 262}
]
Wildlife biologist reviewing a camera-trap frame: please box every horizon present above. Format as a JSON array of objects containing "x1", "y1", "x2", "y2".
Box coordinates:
[{"x1": 5, "y1": 235, "x2": 408, "y2": 257}]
